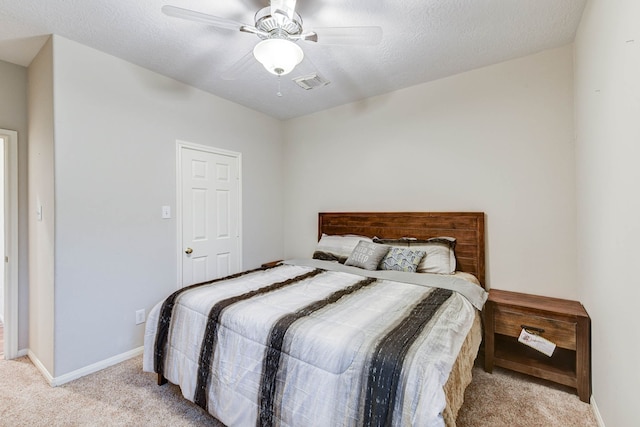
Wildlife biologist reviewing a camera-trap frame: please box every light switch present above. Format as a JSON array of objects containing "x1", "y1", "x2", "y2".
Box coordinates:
[{"x1": 161, "y1": 205, "x2": 171, "y2": 219}]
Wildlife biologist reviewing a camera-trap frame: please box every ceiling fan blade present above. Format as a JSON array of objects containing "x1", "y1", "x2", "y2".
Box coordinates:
[
  {"x1": 220, "y1": 51, "x2": 256, "y2": 81},
  {"x1": 162, "y1": 5, "x2": 249, "y2": 31},
  {"x1": 270, "y1": 0, "x2": 297, "y2": 20},
  {"x1": 304, "y1": 26, "x2": 383, "y2": 45}
]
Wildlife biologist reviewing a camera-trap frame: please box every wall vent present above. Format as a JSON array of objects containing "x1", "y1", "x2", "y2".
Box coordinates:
[{"x1": 292, "y1": 73, "x2": 330, "y2": 90}]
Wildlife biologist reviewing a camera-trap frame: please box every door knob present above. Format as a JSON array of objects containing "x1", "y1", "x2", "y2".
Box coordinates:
[{"x1": 185, "y1": 248, "x2": 193, "y2": 254}]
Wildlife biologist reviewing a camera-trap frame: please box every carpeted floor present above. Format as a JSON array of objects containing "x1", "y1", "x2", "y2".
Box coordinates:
[
  {"x1": 457, "y1": 362, "x2": 597, "y2": 427},
  {"x1": 0, "y1": 354, "x2": 597, "y2": 426}
]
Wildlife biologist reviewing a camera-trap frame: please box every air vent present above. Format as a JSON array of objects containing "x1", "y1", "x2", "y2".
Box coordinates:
[{"x1": 292, "y1": 73, "x2": 330, "y2": 90}]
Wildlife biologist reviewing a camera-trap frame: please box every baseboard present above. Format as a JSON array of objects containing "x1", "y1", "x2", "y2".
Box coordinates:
[
  {"x1": 591, "y1": 395, "x2": 606, "y2": 427},
  {"x1": 27, "y1": 350, "x2": 54, "y2": 384},
  {"x1": 28, "y1": 346, "x2": 144, "y2": 387}
]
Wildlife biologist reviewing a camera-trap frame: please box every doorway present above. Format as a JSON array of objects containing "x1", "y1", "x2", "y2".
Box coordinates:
[
  {"x1": 0, "y1": 129, "x2": 18, "y2": 360},
  {"x1": 176, "y1": 141, "x2": 242, "y2": 288}
]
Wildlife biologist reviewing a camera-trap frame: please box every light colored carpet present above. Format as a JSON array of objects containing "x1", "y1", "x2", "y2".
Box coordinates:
[
  {"x1": 457, "y1": 363, "x2": 597, "y2": 427},
  {"x1": 0, "y1": 355, "x2": 597, "y2": 426},
  {"x1": 0, "y1": 356, "x2": 221, "y2": 426}
]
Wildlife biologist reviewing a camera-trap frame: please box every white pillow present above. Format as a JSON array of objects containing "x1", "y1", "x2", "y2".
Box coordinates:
[
  {"x1": 313, "y1": 234, "x2": 373, "y2": 263},
  {"x1": 373, "y1": 237, "x2": 456, "y2": 274}
]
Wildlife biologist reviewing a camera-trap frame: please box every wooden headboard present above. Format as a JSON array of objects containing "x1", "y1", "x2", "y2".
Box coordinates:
[{"x1": 318, "y1": 212, "x2": 486, "y2": 288}]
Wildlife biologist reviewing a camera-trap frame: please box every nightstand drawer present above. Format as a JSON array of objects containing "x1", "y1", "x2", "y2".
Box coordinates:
[{"x1": 494, "y1": 306, "x2": 576, "y2": 350}]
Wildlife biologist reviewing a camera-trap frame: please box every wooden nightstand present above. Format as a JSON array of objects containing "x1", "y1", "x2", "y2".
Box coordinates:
[
  {"x1": 484, "y1": 289, "x2": 591, "y2": 402},
  {"x1": 261, "y1": 260, "x2": 283, "y2": 268}
]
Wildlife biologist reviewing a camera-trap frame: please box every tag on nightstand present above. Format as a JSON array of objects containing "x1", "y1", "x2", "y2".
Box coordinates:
[{"x1": 518, "y1": 328, "x2": 556, "y2": 357}]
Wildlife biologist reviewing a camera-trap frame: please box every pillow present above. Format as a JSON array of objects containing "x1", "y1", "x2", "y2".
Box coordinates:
[
  {"x1": 373, "y1": 237, "x2": 456, "y2": 274},
  {"x1": 313, "y1": 234, "x2": 373, "y2": 263},
  {"x1": 344, "y1": 240, "x2": 389, "y2": 270},
  {"x1": 380, "y1": 247, "x2": 426, "y2": 273}
]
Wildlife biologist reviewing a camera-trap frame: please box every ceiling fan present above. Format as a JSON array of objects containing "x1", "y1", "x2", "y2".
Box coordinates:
[{"x1": 162, "y1": 0, "x2": 382, "y2": 79}]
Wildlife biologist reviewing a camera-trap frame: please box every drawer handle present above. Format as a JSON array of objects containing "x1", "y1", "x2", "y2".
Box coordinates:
[{"x1": 521, "y1": 324, "x2": 545, "y2": 335}]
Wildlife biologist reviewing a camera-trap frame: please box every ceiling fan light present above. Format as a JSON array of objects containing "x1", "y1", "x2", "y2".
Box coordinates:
[{"x1": 253, "y1": 39, "x2": 303, "y2": 76}]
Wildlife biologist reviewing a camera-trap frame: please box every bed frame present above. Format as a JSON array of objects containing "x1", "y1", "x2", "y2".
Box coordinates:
[
  {"x1": 156, "y1": 211, "x2": 486, "y2": 423},
  {"x1": 318, "y1": 212, "x2": 486, "y2": 288}
]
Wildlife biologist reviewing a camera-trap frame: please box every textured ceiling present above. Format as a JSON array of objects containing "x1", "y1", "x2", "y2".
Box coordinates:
[{"x1": 0, "y1": 0, "x2": 587, "y2": 120}]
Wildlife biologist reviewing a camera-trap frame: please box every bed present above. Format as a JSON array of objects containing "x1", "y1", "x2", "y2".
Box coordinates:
[{"x1": 143, "y1": 212, "x2": 487, "y2": 426}]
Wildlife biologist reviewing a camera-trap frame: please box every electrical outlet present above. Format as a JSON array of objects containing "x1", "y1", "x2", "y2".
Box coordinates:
[{"x1": 135, "y1": 309, "x2": 146, "y2": 325}]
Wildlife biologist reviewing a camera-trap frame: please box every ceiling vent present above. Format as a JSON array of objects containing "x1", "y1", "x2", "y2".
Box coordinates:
[{"x1": 293, "y1": 73, "x2": 330, "y2": 90}]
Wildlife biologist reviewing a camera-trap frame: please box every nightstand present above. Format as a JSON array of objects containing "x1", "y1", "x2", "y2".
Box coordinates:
[
  {"x1": 484, "y1": 289, "x2": 591, "y2": 402},
  {"x1": 261, "y1": 260, "x2": 283, "y2": 268}
]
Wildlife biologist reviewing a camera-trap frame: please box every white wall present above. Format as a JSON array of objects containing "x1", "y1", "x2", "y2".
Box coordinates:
[
  {"x1": 31, "y1": 36, "x2": 284, "y2": 377},
  {"x1": 0, "y1": 59, "x2": 30, "y2": 350},
  {"x1": 0, "y1": 134, "x2": 4, "y2": 320},
  {"x1": 284, "y1": 45, "x2": 577, "y2": 299},
  {"x1": 27, "y1": 38, "x2": 56, "y2": 373},
  {"x1": 575, "y1": 1, "x2": 640, "y2": 425}
]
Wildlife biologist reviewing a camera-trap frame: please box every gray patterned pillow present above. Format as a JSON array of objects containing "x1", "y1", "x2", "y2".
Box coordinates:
[
  {"x1": 380, "y1": 247, "x2": 427, "y2": 272},
  {"x1": 344, "y1": 241, "x2": 389, "y2": 270}
]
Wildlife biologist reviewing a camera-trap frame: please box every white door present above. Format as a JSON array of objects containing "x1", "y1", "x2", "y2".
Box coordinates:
[{"x1": 179, "y1": 143, "x2": 241, "y2": 287}]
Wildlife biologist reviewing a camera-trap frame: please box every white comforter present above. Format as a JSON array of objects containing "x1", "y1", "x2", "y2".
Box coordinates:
[{"x1": 143, "y1": 260, "x2": 486, "y2": 427}]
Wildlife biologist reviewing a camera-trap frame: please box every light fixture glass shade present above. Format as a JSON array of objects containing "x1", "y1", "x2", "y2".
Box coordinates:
[{"x1": 253, "y1": 39, "x2": 304, "y2": 76}]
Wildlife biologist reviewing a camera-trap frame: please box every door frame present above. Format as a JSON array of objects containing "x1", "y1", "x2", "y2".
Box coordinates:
[
  {"x1": 1, "y1": 129, "x2": 19, "y2": 359},
  {"x1": 175, "y1": 140, "x2": 242, "y2": 288}
]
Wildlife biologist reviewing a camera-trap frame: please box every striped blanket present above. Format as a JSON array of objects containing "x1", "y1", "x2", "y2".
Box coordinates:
[{"x1": 143, "y1": 260, "x2": 484, "y2": 427}]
